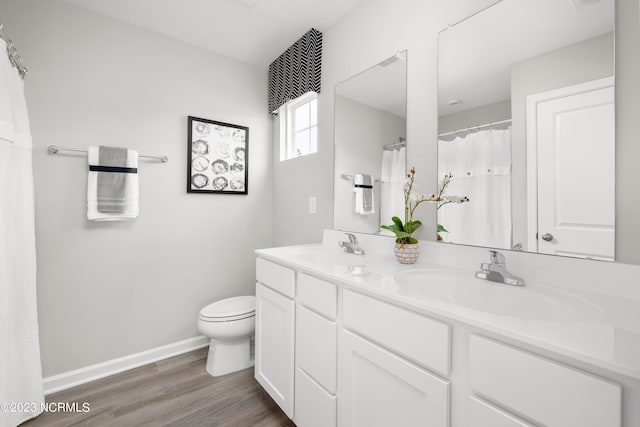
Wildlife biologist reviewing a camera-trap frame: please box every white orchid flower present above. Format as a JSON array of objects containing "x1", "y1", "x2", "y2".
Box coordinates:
[{"x1": 444, "y1": 195, "x2": 463, "y2": 203}]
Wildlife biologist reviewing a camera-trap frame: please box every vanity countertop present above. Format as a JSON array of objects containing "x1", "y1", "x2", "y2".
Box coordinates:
[{"x1": 256, "y1": 242, "x2": 640, "y2": 382}]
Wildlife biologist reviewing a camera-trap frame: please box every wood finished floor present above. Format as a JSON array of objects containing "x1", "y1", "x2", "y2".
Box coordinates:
[{"x1": 21, "y1": 348, "x2": 295, "y2": 427}]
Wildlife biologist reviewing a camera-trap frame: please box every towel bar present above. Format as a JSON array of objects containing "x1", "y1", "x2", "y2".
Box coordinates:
[
  {"x1": 340, "y1": 174, "x2": 381, "y2": 183},
  {"x1": 48, "y1": 145, "x2": 168, "y2": 163}
]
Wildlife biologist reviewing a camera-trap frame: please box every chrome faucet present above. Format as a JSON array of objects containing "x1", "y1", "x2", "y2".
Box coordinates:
[
  {"x1": 475, "y1": 250, "x2": 525, "y2": 286},
  {"x1": 338, "y1": 233, "x2": 365, "y2": 255}
]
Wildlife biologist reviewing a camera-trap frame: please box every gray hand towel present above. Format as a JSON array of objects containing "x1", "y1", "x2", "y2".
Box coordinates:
[
  {"x1": 354, "y1": 174, "x2": 375, "y2": 215},
  {"x1": 96, "y1": 146, "x2": 129, "y2": 213},
  {"x1": 361, "y1": 174, "x2": 373, "y2": 212}
]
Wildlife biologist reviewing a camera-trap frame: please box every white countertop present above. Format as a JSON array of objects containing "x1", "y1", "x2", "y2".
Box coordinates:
[{"x1": 256, "y1": 239, "x2": 640, "y2": 382}]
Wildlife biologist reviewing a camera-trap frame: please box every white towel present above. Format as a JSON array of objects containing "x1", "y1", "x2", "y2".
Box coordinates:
[
  {"x1": 87, "y1": 146, "x2": 139, "y2": 221},
  {"x1": 354, "y1": 174, "x2": 375, "y2": 215}
]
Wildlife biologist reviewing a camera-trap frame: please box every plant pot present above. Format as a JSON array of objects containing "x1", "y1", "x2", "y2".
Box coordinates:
[{"x1": 394, "y1": 242, "x2": 420, "y2": 264}]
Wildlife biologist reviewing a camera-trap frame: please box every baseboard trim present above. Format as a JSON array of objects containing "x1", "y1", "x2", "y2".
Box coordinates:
[{"x1": 43, "y1": 335, "x2": 210, "y2": 395}]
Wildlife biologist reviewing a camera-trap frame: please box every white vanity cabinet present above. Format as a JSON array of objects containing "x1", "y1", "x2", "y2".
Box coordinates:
[
  {"x1": 255, "y1": 251, "x2": 634, "y2": 427},
  {"x1": 255, "y1": 259, "x2": 296, "y2": 418},
  {"x1": 339, "y1": 289, "x2": 451, "y2": 427},
  {"x1": 468, "y1": 335, "x2": 621, "y2": 427}
]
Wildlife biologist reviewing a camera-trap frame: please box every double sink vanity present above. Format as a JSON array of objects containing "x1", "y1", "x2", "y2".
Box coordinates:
[{"x1": 254, "y1": 230, "x2": 640, "y2": 427}]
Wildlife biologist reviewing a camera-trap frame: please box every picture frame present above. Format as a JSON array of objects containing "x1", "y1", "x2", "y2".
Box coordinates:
[{"x1": 187, "y1": 116, "x2": 249, "y2": 194}]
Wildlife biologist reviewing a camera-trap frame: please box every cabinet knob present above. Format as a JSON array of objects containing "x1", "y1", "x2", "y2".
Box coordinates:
[{"x1": 541, "y1": 233, "x2": 554, "y2": 242}]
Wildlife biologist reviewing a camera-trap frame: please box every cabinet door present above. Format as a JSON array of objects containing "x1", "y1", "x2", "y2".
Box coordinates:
[
  {"x1": 338, "y1": 330, "x2": 450, "y2": 427},
  {"x1": 255, "y1": 283, "x2": 295, "y2": 418}
]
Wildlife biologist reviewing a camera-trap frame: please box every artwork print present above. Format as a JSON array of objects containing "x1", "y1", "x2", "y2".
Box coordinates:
[{"x1": 187, "y1": 116, "x2": 248, "y2": 194}]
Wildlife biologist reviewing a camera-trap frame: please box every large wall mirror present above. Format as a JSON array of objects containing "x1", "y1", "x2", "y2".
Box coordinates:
[
  {"x1": 334, "y1": 51, "x2": 407, "y2": 234},
  {"x1": 438, "y1": 0, "x2": 615, "y2": 261}
]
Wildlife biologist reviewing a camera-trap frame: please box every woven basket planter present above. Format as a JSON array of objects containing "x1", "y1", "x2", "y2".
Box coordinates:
[{"x1": 394, "y1": 242, "x2": 420, "y2": 264}]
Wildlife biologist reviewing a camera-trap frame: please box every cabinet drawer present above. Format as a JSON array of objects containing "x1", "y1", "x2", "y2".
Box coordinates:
[
  {"x1": 295, "y1": 368, "x2": 336, "y2": 427},
  {"x1": 470, "y1": 335, "x2": 621, "y2": 427},
  {"x1": 468, "y1": 396, "x2": 533, "y2": 427},
  {"x1": 296, "y1": 305, "x2": 337, "y2": 393},
  {"x1": 297, "y1": 273, "x2": 337, "y2": 319},
  {"x1": 256, "y1": 258, "x2": 295, "y2": 298},
  {"x1": 343, "y1": 290, "x2": 450, "y2": 376}
]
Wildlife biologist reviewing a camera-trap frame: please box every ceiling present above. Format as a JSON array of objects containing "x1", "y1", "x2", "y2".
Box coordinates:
[
  {"x1": 438, "y1": 0, "x2": 615, "y2": 116},
  {"x1": 64, "y1": 0, "x2": 362, "y2": 68}
]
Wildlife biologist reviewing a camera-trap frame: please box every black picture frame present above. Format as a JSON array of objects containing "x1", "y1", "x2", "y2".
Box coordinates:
[{"x1": 187, "y1": 116, "x2": 249, "y2": 194}]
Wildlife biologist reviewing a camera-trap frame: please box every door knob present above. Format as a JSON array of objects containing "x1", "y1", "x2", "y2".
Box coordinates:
[{"x1": 541, "y1": 233, "x2": 554, "y2": 242}]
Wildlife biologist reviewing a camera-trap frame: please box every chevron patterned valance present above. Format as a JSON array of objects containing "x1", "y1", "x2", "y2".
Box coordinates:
[{"x1": 268, "y1": 28, "x2": 322, "y2": 114}]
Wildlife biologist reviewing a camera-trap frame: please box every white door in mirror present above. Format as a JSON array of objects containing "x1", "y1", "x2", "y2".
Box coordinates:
[{"x1": 528, "y1": 77, "x2": 615, "y2": 260}]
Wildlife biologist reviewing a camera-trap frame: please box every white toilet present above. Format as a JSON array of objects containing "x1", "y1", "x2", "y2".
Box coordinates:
[{"x1": 197, "y1": 295, "x2": 256, "y2": 377}]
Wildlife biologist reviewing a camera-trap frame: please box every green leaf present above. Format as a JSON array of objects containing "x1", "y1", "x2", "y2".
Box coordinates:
[
  {"x1": 391, "y1": 216, "x2": 404, "y2": 231},
  {"x1": 437, "y1": 224, "x2": 449, "y2": 233},
  {"x1": 405, "y1": 220, "x2": 422, "y2": 234},
  {"x1": 381, "y1": 223, "x2": 409, "y2": 239},
  {"x1": 394, "y1": 231, "x2": 412, "y2": 239}
]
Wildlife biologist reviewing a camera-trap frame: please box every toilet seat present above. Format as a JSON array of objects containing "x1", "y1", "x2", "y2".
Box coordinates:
[
  {"x1": 199, "y1": 295, "x2": 255, "y2": 322},
  {"x1": 199, "y1": 312, "x2": 255, "y2": 322}
]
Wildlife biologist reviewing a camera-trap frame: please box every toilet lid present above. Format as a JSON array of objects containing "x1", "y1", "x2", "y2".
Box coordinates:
[{"x1": 200, "y1": 295, "x2": 256, "y2": 319}]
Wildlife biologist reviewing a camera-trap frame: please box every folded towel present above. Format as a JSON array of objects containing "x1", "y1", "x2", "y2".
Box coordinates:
[
  {"x1": 354, "y1": 174, "x2": 375, "y2": 215},
  {"x1": 97, "y1": 146, "x2": 128, "y2": 213},
  {"x1": 87, "y1": 146, "x2": 139, "y2": 221}
]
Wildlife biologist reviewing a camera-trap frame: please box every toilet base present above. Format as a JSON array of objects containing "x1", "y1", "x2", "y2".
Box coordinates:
[{"x1": 205, "y1": 337, "x2": 254, "y2": 377}]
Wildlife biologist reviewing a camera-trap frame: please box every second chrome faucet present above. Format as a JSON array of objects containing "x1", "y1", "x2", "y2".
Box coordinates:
[{"x1": 475, "y1": 250, "x2": 525, "y2": 286}]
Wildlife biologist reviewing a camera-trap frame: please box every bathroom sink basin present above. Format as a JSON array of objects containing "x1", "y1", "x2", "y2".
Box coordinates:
[
  {"x1": 290, "y1": 246, "x2": 379, "y2": 269},
  {"x1": 394, "y1": 269, "x2": 603, "y2": 321}
]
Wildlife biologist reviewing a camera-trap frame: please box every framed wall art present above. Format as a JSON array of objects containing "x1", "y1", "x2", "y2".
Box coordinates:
[{"x1": 187, "y1": 116, "x2": 249, "y2": 194}]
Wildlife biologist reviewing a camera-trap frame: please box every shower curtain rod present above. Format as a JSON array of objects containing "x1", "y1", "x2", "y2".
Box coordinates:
[
  {"x1": 0, "y1": 21, "x2": 28, "y2": 79},
  {"x1": 48, "y1": 145, "x2": 169, "y2": 163},
  {"x1": 438, "y1": 118, "x2": 511, "y2": 138}
]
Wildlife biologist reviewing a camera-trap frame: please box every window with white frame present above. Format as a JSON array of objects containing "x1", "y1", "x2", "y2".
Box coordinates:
[{"x1": 279, "y1": 91, "x2": 318, "y2": 160}]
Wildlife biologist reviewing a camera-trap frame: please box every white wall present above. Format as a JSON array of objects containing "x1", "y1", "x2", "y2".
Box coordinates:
[
  {"x1": 334, "y1": 95, "x2": 406, "y2": 234},
  {"x1": 0, "y1": 0, "x2": 272, "y2": 376}
]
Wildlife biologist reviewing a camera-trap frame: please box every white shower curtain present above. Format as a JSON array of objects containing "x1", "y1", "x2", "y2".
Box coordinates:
[
  {"x1": 0, "y1": 40, "x2": 44, "y2": 426},
  {"x1": 380, "y1": 146, "x2": 406, "y2": 232},
  {"x1": 438, "y1": 128, "x2": 512, "y2": 249}
]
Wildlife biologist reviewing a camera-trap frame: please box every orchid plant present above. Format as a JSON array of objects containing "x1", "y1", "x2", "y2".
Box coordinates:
[{"x1": 381, "y1": 167, "x2": 469, "y2": 244}]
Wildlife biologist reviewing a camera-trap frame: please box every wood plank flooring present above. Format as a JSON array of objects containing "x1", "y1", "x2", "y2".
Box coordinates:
[{"x1": 21, "y1": 348, "x2": 295, "y2": 427}]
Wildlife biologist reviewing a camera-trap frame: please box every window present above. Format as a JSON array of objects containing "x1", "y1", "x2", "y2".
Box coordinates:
[{"x1": 279, "y1": 92, "x2": 318, "y2": 160}]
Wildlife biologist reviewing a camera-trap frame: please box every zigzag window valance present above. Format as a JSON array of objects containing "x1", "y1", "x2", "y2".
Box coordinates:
[{"x1": 268, "y1": 28, "x2": 322, "y2": 115}]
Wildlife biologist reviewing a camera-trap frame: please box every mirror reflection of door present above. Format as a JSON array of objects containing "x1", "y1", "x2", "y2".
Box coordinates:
[
  {"x1": 437, "y1": 0, "x2": 615, "y2": 260},
  {"x1": 528, "y1": 78, "x2": 615, "y2": 260}
]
